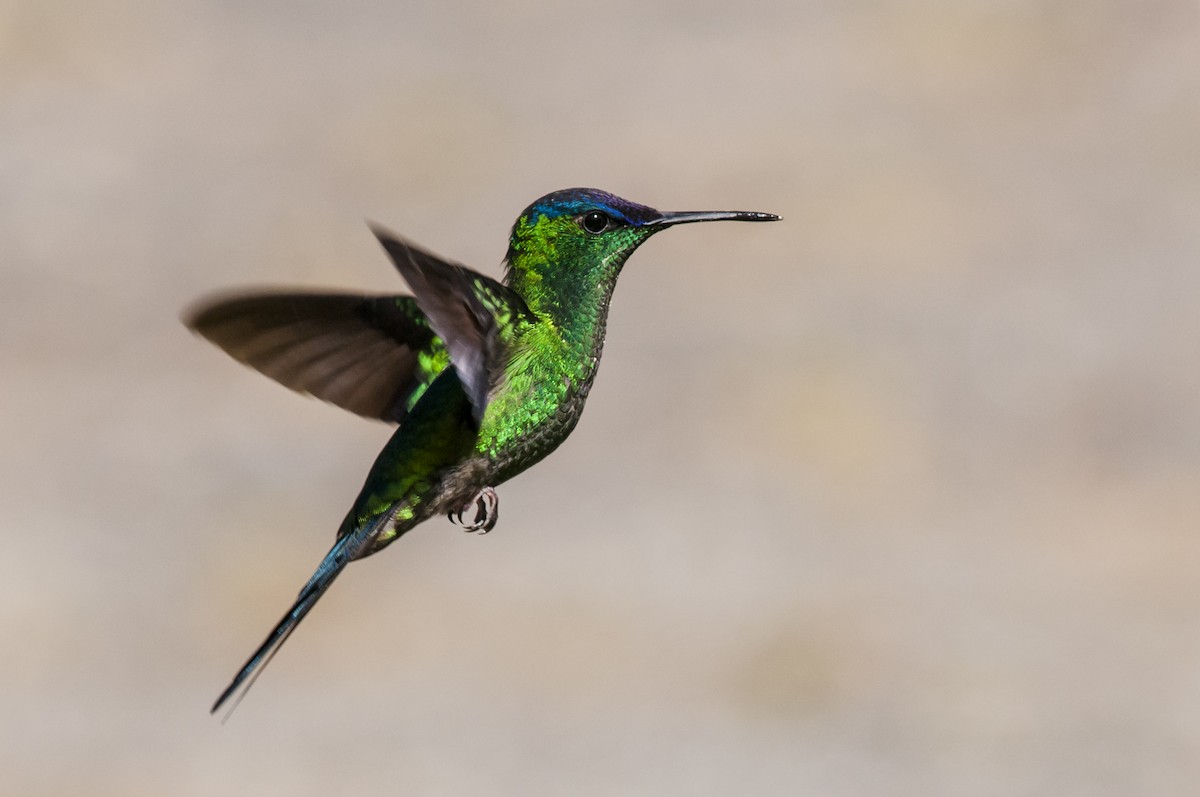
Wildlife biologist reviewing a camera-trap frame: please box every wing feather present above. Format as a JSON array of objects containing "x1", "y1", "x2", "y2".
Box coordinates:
[
  {"x1": 369, "y1": 225, "x2": 534, "y2": 425},
  {"x1": 185, "y1": 292, "x2": 443, "y2": 422}
]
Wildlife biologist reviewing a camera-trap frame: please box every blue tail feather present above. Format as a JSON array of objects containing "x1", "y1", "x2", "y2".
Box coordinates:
[{"x1": 211, "y1": 531, "x2": 362, "y2": 718}]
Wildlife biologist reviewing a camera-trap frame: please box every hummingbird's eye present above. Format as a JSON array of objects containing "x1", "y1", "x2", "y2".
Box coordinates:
[{"x1": 580, "y1": 211, "x2": 612, "y2": 235}]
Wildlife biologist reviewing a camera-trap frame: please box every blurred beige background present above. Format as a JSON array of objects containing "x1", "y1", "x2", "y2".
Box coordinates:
[{"x1": 3, "y1": 1, "x2": 1199, "y2": 794}]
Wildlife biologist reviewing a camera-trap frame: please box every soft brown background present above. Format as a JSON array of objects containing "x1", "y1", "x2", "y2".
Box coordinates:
[{"x1": 4, "y1": 1, "x2": 1198, "y2": 794}]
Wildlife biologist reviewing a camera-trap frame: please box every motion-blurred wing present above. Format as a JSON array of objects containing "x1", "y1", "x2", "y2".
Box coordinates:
[
  {"x1": 185, "y1": 291, "x2": 446, "y2": 423},
  {"x1": 370, "y1": 225, "x2": 533, "y2": 425}
]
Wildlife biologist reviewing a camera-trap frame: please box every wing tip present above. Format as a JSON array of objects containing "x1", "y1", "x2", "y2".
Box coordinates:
[
  {"x1": 366, "y1": 219, "x2": 399, "y2": 247},
  {"x1": 181, "y1": 296, "x2": 219, "y2": 336}
]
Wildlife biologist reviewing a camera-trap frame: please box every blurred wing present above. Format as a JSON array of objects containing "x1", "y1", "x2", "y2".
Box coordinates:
[
  {"x1": 370, "y1": 224, "x2": 533, "y2": 425},
  {"x1": 185, "y1": 291, "x2": 446, "y2": 423}
]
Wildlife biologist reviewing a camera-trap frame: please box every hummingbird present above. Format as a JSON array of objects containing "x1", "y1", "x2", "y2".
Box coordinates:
[{"x1": 188, "y1": 188, "x2": 778, "y2": 715}]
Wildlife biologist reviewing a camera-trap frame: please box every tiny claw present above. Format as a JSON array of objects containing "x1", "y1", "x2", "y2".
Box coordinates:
[{"x1": 448, "y1": 486, "x2": 498, "y2": 534}]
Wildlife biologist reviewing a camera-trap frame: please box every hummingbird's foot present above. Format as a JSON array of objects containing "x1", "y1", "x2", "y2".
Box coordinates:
[{"x1": 448, "y1": 486, "x2": 499, "y2": 534}]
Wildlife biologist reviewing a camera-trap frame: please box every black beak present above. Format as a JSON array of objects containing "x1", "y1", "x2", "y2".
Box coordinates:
[{"x1": 645, "y1": 209, "x2": 781, "y2": 227}]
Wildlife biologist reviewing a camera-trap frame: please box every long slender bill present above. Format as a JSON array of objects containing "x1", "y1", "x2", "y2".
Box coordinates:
[{"x1": 647, "y1": 210, "x2": 781, "y2": 226}]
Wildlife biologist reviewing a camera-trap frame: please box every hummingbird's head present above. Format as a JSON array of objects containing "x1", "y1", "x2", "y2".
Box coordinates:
[{"x1": 504, "y1": 187, "x2": 777, "y2": 318}]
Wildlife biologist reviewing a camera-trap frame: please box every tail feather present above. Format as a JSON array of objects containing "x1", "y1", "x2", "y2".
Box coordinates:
[{"x1": 211, "y1": 534, "x2": 358, "y2": 718}]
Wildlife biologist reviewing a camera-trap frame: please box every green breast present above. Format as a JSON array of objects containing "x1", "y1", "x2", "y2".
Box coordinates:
[{"x1": 474, "y1": 317, "x2": 606, "y2": 482}]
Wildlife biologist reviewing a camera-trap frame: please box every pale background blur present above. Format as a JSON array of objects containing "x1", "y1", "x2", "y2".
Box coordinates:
[{"x1": 3, "y1": 1, "x2": 1198, "y2": 794}]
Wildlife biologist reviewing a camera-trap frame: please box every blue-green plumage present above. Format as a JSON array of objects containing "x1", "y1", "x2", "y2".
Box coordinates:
[{"x1": 188, "y1": 188, "x2": 778, "y2": 715}]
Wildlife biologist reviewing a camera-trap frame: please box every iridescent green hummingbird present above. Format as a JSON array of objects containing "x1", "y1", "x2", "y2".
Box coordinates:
[{"x1": 188, "y1": 188, "x2": 778, "y2": 715}]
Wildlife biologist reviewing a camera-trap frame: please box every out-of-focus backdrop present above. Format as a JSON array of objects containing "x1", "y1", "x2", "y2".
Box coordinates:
[{"x1": 4, "y1": 1, "x2": 1198, "y2": 794}]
